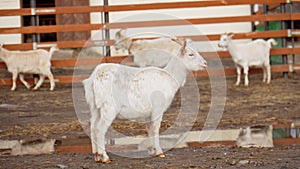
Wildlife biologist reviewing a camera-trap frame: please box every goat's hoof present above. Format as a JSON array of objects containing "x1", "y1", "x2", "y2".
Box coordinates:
[
  {"x1": 158, "y1": 154, "x2": 165, "y2": 158},
  {"x1": 102, "y1": 159, "x2": 111, "y2": 164},
  {"x1": 153, "y1": 153, "x2": 165, "y2": 158},
  {"x1": 96, "y1": 159, "x2": 111, "y2": 164},
  {"x1": 152, "y1": 153, "x2": 166, "y2": 158}
]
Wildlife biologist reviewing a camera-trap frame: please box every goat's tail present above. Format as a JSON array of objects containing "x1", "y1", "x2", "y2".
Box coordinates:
[
  {"x1": 83, "y1": 70, "x2": 97, "y2": 113},
  {"x1": 267, "y1": 38, "x2": 278, "y2": 47},
  {"x1": 48, "y1": 46, "x2": 59, "y2": 58}
]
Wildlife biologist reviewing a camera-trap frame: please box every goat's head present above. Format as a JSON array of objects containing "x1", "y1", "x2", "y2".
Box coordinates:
[
  {"x1": 178, "y1": 39, "x2": 207, "y2": 71},
  {"x1": 218, "y1": 32, "x2": 235, "y2": 49},
  {"x1": 114, "y1": 29, "x2": 131, "y2": 51}
]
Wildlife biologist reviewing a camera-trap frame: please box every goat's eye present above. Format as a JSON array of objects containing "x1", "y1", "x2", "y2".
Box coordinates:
[{"x1": 189, "y1": 53, "x2": 194, "y2": 57}]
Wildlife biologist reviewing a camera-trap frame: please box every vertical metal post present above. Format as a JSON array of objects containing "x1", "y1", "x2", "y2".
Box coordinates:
[
  {"x1": 280, "y1": 3, "x2": 288, "y2": 78},
  {"x1": 289, "y1": 3, "x2": 295, "y2": 64},
  {"x1": 263, "y1": 4, "x2": 269, "y2": 31},
  {"x1": 103, "y1": 0, "x2": 110, "y2": 56},
  {"x1": 250, "y1": 5, "x2": 256, "y2": 32},
  {"x1": 30, "y1": 0, "x2": 37, "y2": 49}
]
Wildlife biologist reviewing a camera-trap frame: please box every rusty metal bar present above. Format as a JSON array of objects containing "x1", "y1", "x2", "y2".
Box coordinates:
[{"x1": 280, "y1": 3, "x2": 289, "y2": 78}]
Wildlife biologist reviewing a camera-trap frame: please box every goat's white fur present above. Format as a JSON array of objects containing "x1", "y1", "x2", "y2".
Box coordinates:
[
  {"x1": 114, "y1": 29, "x2": 189, "y2": 68},
  {"x1": 83, "y1": 39, "x2": 207, "y2": 163},
  {"x1": 218, "y1": 33, "x2": 277, "y2": 86},
  {"x1": 0, "y1": 44, "x2": 58, "y2": 91}
]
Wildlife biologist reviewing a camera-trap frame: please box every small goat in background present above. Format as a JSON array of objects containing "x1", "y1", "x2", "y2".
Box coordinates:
[
  {"x1": 218, "y1": 33, "x2": 277, "y2": 86},
  {"x1": 114, "y1": 29, "x2": 190, "y2": 68},
  {"x1": 0, "y1": 44, "x2": 58, "y2": 91}
]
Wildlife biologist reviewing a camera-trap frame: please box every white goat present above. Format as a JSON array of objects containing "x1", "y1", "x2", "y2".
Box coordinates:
[
  {"x1": 114, "y1": 29, "x2": 185, "y2": 68},
  {"x1": 0, "y1": 44, "x2": 58, "y2": 91},
  {"x1": 218, "y1": 33, "x2": 277, "y2": 86},
  {"x1": 83, "y1": 39, "x2": 207, "y2": 163}
]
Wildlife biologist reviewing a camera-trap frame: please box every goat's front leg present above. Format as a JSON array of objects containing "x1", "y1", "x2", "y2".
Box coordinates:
[
  {"x1": 243, "y1": 66, "x2": 249, "y2": 86},
  {"x1": 11, "y1": 72, "x2": 18, "y2": 91},
  {"x1": 235, "y1": 66, "x2": 241, "y2": 86},
  {"x1": 19, "y1": 74, "x2": 31, "y2": 89},
  {"x1": 146, "y1": 115, "x2": 164, "y2": 157}
]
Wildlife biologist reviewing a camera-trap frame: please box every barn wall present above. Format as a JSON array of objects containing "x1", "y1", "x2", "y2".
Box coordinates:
[{"x1": 0, "y1": 0, "x2": 21, "y2": 44}]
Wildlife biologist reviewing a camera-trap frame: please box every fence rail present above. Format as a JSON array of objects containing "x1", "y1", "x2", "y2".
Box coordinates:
[{"x1": 0, "y1": 0, "x2": 299, "y2": 86}]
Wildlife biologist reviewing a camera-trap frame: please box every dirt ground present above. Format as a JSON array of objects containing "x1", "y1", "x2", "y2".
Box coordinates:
[{"x1": 0, "y1": 71, "x2": 300, "y2": 168}]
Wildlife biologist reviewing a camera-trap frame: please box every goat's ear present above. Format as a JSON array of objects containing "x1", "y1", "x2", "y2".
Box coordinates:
[
  {"x1": 115, "y1": 29, "x2": 127, "y2": 39},
  {"x1": 227, "y1": 32, "x2": 235, "y2": 39},
  {"x1": 179, "y1": 40, "x2": 187, "y2": 57},
  {"x1": 185, "y1": 38, "x2": 192, "y2": 45}
]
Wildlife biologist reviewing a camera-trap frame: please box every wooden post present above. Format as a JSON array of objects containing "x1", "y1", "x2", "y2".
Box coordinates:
[
  {"x1": 30, "y1": 0, "x2": 37, "y2": 49},
  {"x1": 280, "y1": 3, "x2": 289, "y2": 78}
]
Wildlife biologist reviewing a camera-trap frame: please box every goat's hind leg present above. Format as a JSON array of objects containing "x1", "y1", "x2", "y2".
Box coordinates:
[
  {"x1": 46, "y1": 72, "x2": 55, "y2": 91},
  {"x1": 90, "y1": 107, "x2": 100, "y2": 161},
  {"x1": 95, "y1": 106, "x2": 117, "y2": 163},
  {"x1": 32, "y1": 75, "x2": 45, "y2": 90},
  {"x1": 265, "y1": 64, "x2": 271, "y2": 84},
  {"x1": 262, "y1": 67, "x2": 267, "y2": 83}
]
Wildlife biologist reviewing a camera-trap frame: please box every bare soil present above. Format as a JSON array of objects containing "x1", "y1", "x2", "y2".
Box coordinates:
[{"x1": 0, "y1": 72, "x2": 300, "y2": 168}]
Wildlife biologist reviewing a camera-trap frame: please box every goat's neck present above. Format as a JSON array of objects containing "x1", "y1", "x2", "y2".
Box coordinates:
[
  {"x1": 227, "y1": 40, "x2": 241, "y2": 60},
  {"x1": 164, "y1": 57, "x2": 188, "y2": 87},
  {"x1": 125, "y1": 38, "x2": 133, "y2": 52}
]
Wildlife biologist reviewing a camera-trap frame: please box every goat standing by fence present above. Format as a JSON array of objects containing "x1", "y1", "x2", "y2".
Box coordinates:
[
  {"x1": 114, "y1": 29, "x2": 186, "y2": 68},
  {"x1": 218, "y1": 33, "x2": 277, "y2": 86},
  {"x1": 0, "y1": 44, "x2": 58, "y2": 91},
  {"x1": 83, "y1": 39, "x2": 207, "y2": 163}
]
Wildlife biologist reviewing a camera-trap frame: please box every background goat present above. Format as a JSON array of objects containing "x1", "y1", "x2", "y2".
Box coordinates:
[
  {"x1": 0, "y1": 44, "x2": 58, "y2": 91},
  {"x1": 218, "y1": 33, "x2": 277, "y2": 86},
  {"x1": 114, "y1": 29, "x2": 191, "y2": 68},
  {"x1": 83, "y1": 39, "x2": 207, "y2": 163}
]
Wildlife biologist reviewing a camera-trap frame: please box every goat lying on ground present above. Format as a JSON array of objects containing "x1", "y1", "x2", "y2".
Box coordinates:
[
  {"x1": 218, "y1": 33, "x2": 277, "y2": 86},
  {"x1": 83, "y1": 39, "x2": 207, "y2": 163},
  {"x1": 114, "y1": 29, "x2": 187, "y2": 68},
  {"x1": 0, "y1": 44, "x2": 58, "y2": 91}
]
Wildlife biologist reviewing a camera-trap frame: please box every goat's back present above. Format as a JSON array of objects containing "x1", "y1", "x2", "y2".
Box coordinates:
[
  {"x1": 87, "y1": 63, "x2": 178, "y2": 116},
  {"x1": 3, "y1": 49, "x2": 51, "y2": 74}
]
